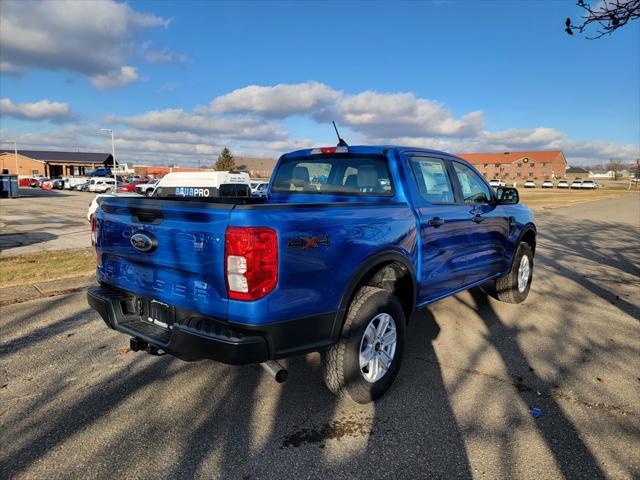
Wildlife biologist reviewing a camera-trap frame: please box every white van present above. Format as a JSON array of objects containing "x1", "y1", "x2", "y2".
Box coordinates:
[
  {"x1": 154, "y1": 171, "x2": 251, "y2": 198},
  {"x1": 62, "y1": 176, "x2": 89, "y2": 189},
  {"x1": 88, "y1": 178, "x2": 119, "y2": 193}
]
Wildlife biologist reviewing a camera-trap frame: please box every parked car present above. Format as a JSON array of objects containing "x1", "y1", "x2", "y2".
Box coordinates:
[
  {"x1": 121, "y1": 178, "x2": 151, "y2": 192},
  {"x1": 86, "y1": 167, "x2": 112, "y2": 177},
  {"x1": 29, "y1": 177, "x2": 49, "y2": 188},
  {"x1": 52, "y1": 178, "x2": 65, "y2": 189},
  {"x1": 88, "y1": 144, "x2": 536, "y2": 404},
  {"x1": 87, "y1": 192, "x2": 139, "y2": 222},
  {"x1": 557, "y1": 180, "x2": 569, "y2": 189},
  {"x1": 541, "y1": 180, "x2": 554, "y2": 189},
  {"x1": 580, "y1": 180, "x2": 597, "y2": 189},
  {"x1": 570, "y1": 180, "x2": 583, "y2": 189},
  {"x1": 93, "y1": 179, "x2": 123, "y2": 193},
  {"x1": 489, "y1": 178, "x2": 506, "y2": 188},
  {"x1": 523, "y1": 180, "x2": 536, "y2": 188},
  {"x1": 73, "y1": 181, "x2": 89, "y2": 191},
  {"x1": 134, "y1": 179, "x2": 160, "y2": 196}
]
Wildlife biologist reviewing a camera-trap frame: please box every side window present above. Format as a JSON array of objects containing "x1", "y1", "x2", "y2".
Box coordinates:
[
  {"x1": 453, "y1": 162, "x2": 492, "y2": 204},
  {"x1": 409, "y1": 157, "x2": 455, "y2": 203}
]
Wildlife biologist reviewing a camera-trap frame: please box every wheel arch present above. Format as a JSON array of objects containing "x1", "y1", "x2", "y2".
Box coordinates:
[
  {"x1": 332, "y1": 251, "x2": 417, "y2": 340},
  {"x1": 518, "y1": 224, "x2": 537, "y2": 255}
]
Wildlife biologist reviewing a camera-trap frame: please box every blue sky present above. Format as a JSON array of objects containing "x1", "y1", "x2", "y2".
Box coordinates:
[{"x1": 1, "y1": 0, "x2": 638, "y2": 165}]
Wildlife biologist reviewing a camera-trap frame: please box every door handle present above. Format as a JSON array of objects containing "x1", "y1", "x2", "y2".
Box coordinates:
[
  {"x1": 472, "y1": 214, "x2": 484, "y2": 223},
  {"x1": 428, "y1": 217, "x2": 445, "y2": 227}
]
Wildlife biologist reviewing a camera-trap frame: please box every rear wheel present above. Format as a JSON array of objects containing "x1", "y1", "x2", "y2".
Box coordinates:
[
  {"x1": 495, "y1": 242, "x2": 533, "y2": 304},
  {"x1": 322, "y1": 286, "x2": 405, "y2": 404}
]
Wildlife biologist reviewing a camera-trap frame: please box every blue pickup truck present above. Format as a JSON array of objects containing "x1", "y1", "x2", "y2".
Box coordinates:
[{"x1": 88, "y1": 145, "x2": 536, "y2": 403}]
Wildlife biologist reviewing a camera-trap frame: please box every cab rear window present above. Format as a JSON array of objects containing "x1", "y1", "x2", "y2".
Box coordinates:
[{"x1": 271, "y1": 156, "x2": 393, "y2": 196}]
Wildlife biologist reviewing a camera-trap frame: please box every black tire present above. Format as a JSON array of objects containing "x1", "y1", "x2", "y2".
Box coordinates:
[
  {"x1": 145, "y1": 189, "x2": 153, "y2": 196},
  {"x1": 495, "y1": 242, "x2": 533, "y2": 304},
  {"x1": 321, "y1": 286, "x2": 406, "y2": 404}
]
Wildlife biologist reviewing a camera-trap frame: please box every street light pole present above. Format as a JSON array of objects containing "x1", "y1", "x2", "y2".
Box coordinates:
[{"x1": 100, "y1": 128, "x2": 117, "y2": 187}]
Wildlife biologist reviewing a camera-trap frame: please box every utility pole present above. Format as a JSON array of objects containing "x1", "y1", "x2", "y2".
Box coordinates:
[{"x1": 100, "y1": 128, "x2": 118, "y2": 187}]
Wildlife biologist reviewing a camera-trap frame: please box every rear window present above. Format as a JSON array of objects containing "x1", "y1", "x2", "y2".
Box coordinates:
[{"x1": 271, "y1": 156, "x2": 393, "y2": 196}]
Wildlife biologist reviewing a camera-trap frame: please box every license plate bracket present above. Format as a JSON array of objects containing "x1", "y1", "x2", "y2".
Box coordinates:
[{"x1": 145, "y1": 299, "x2": 175, "y2": 330}]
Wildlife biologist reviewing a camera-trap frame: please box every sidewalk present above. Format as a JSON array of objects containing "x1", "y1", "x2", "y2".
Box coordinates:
[{"x1": 0, "y1": 275, "x2": 96, "y2": 306}]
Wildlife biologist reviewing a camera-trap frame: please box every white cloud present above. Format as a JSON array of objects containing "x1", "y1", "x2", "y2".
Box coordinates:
[
  {"x1": 2, "y1": 81, "x2": 636, "y2": 166},
  {"x1": 117, "y1": 108, "x2": 287, "y2": 140},
  {"x1": 327, "y1": 91, "x2": 484, "y2": 138},
  {"x1": 0, "y1": 0, "x2": 170, "y2": 88},
  {"x1": 90, "y1": 66, "x2": 140, "y2": 90},
  {"x1": 0, "y1": 97, "x2": 74, "y2": 122},
  {"x1": 143, "y1": 46, "x2": 188, "y2": 64},
  {"x1": 207, "y1": 82, "x2": 484, "y2": 138},
  {"x1": 208, "y1": 82, "x2": 342, "y2": 117}
]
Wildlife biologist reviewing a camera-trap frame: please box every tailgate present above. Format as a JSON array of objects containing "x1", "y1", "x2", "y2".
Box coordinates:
[{"x1": 95, "y1": 198, "x2": 232, "y2": 320}]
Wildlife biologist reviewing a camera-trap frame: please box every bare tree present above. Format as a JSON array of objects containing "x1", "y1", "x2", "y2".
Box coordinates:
[
  {"x1": 605, "y1": 159, "x2": 625, "y2": 180},
  {"x1": 565, "y1": 0, "x2": 640, "y2": 38}
]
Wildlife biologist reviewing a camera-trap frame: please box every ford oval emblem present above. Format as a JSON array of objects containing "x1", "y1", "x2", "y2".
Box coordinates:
[{"x1": 130, "y1": 232, "x2": 157, "y2": 253}]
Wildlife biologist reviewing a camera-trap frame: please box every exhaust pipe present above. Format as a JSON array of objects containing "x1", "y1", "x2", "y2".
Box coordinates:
[{"x1": 260, "y1": 360, "x2": 288, "y2": 383}]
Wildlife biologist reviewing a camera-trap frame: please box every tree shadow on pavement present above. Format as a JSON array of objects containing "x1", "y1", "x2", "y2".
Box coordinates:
[{"x1": 467, "y1": 287, "x2": 607, "y2": 479}]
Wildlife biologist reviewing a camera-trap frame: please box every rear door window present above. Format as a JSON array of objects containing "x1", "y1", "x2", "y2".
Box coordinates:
[
  {"x1": 272, "y1": 156, "x2": 393, "y2": 196},
  {"x1": 409, "y1": 157, "x2": 455, "y2": 203}
]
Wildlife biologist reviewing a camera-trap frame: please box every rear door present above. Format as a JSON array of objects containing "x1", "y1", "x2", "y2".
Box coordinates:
[
  {"x1": 449, "y1": 160, "x2": 509, "y2": 284},
  {"x1": 408, "y1": 155, "x2": 471, "y2": 302}
]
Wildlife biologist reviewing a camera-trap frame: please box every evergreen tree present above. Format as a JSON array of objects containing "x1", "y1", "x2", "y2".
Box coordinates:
[{"x1": 214, "y1": 147, "x2": 235, "y2": 171}]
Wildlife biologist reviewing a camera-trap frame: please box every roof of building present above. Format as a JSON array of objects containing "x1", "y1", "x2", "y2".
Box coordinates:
[
  {"x1": 457, "y1": 150, "x2": 567, "y2": 165},
  {"x1": 566, "y1": 166, "x2": 590, "y2": 174},
  {"x1": 0, "y1": 149, "x2": 113, "y2": 164}
]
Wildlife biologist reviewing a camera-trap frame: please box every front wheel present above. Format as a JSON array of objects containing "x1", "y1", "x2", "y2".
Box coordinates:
[
  {"x1": 495, "y1": 242, "x2": 533, "y2": 304},
  {"x1": 322, "y1": 286, "x2": 406, "y2": 404}
]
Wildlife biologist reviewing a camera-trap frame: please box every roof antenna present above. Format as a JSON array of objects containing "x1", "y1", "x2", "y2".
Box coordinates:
[{"x1": 332, "y1": 121, "x2": 348, "y2": 147}]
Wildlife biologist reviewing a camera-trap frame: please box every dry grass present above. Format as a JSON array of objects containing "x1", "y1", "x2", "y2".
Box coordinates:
[
  {"x1": 0, "y1": 248, "x2": 95, "y2": 288},
  {"x1": 519, "y1": 189, "x2": 638, "y2": 211}
]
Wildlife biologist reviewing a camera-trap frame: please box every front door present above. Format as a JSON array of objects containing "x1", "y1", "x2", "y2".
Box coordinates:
[{"x1": 450, "y1": 160, "x2": 509, "y2": 285}]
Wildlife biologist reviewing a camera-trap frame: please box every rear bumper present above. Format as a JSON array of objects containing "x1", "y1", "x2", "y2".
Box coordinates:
[{"x1": 87, "y1": 285, "x2": 338, "y2": 365}]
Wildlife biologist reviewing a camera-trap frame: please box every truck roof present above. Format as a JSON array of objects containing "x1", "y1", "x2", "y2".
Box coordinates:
[{"x1": 282, "y1": 145, "x2": 455, "y2": 159}]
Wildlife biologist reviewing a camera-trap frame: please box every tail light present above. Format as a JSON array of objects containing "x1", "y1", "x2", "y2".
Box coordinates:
[
  {"x1": 91, "y1": 216, "x2": 101, "y2": 265},
  {"x1": 225, "y1": 227, "x2": 278, "y2": 301},
  {"x1": 91, "y1": 216, "x2": 97, "y2": 245}
]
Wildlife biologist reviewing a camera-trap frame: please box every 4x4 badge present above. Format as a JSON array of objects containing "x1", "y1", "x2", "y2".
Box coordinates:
[{"x1": 287, "y1": 235, "x2": 330, "y2": 250}]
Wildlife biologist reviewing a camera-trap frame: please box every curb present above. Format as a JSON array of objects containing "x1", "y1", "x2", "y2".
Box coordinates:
[{"x1": 0, "y1": 275, "x2": 96, "y2": 306}]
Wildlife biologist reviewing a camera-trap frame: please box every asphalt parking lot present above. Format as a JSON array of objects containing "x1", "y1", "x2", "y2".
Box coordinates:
[
  {"x1": 0, "y1": 194, "x2": 639, "y2": 479},
  {"x1": 0, "y1": 188, "x2": 92, "y2": 257}
]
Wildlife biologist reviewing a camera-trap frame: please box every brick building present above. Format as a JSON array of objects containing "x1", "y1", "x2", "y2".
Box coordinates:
[
  {"x1": 0, "y1": 150, "x2": 114, "y2": 178},
  {"x1": 457, "y1": 150, "x2": 568, "y2": 181}
]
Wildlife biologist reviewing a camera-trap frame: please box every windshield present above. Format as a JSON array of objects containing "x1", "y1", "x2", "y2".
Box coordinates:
[{"x1": 271, "y1": 155, "x2": 393, "y2": 196}]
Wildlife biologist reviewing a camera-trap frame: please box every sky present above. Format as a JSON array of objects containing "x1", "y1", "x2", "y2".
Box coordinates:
[{"x1": 0, "y1": 0, "x2": 638, "y2": 166}]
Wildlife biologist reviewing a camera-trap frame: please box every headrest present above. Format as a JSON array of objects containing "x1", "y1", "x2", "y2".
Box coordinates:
[
  {"x1": 291, "y1": 166, "x2": 309, "y2": 187},
  {"x1": 344, "y1": 174, "x2": 358, "y2": 188},
  {"x1": 357, "y1": 165, "x2": 378, "y2": 188}
]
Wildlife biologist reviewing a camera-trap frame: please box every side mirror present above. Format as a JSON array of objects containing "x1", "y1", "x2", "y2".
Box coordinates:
[{"x1": 496, "y1": 187, "x2": 519, "y2": 205}]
